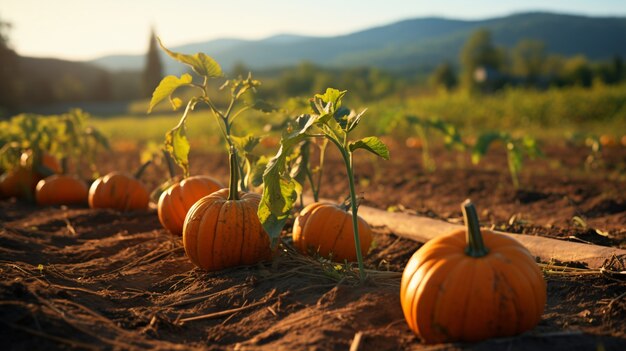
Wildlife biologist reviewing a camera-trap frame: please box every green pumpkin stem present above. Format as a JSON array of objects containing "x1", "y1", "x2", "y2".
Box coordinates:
[
  {"x1": 134, "y1": 160, "x2": 152, "y2": 180},
  {"x1": 228, "y1": 145, "x2": 239, "y2": 201},
  {"x1": 463, "y1": 200, "x2": 489, "y2": 257},
  {"x1": 163, "y1": 149, "x2": 177, "y2": 179}
]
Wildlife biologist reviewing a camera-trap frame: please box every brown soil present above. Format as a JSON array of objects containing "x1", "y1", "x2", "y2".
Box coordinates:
[{"x1": 1, "y1": 142, "x2": 625, "y2": 350}]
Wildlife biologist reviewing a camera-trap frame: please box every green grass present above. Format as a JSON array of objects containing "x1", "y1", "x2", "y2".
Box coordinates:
[
  {"x1": 91, "y1": 106, "x2": 279, "y2": 150},
  {"x1": 92, "y1": 83, "x2": 626, "y2": 150},
  {"x1": 363, "y1": 83, "x2": 626, "y2": 140}
]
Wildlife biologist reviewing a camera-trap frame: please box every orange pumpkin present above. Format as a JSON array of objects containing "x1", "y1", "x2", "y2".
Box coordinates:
[
  {"x1": 36, "y1": 174, "x2": 88, "y2": 206},
  {"x1": 158, "y1": 175, "x2": 223, "y2": 235},
  {"x1": 292, "y1": 202, "x2": 372, "y2": 262},
  {"x1": 400, "y1": 201, "x2": 546, "y2": 344},
  {"x1": 0, "y1": 152, "x2": 61, "y2": 199},
  {"x1": 183, "y1": 188, "x2": 271, "y2": 271},
  {"x1": 20, "y1": 151, "x2": 62, "y2": 174},
  {"x1": 88, "y1": 172, "x2": 149, "y2": 211}
]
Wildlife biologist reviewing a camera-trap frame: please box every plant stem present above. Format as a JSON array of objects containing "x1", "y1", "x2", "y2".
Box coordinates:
[
  {"x1": 227, "y1": 146, "x2": 239, "y2": 201},
  {"x1": 344, "y1": 149, "x2": 366, "y2": 281},
  {"x1": 162, "y1": 149, "x2": 176, "y2": 179},
  {"x1": 462, "y1": 200, "x2": 489, "y2": 257},
  {"x1": 134, "y1": 160, "x2": 152, "y2": 180}
]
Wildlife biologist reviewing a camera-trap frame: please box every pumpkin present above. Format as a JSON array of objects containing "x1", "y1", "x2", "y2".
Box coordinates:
[
  {"x1": 0, "y1": 152, "x2": 61, "y2": 199},
  {"x1": 183, "y1": 188, "x2": 271, "y2": 271},
  {"x1": 400, "y1": 200, "x2": 546, "y2": 344},
  {"x1": 36, "y1": 174, "x2": 88, "y2": 206},
  {"x1": 292, "y1": 202, "x2": 372, "y2": 262},
  {"x1": 88, "y1": 172, "x2": 149, "y2": 211},
  {"x1": 158, "y1": 175, "x2": 223, "y2": 235}
]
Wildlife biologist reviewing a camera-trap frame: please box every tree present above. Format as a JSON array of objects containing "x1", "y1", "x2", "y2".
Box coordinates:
[
  {"x1": 142, "y1": 28, "x2": 163, "y2": 98},
  {"x1": 429, "y1": 62, "x2": 457, "y2": 91},
  {"x1": 0, "y1": 16, "x2": 20, "y2": 116},
  {"x1": 511, "y1": 39, "x2": 546, "y2": 85},
  {"x1": 459, "y1": 29, "x2": 503, "y2": 92}
]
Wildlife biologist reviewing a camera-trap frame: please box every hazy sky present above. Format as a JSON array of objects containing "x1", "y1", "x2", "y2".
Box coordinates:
[{"x1": 1, "y1": 0, "x2": 624, "y2": 61}]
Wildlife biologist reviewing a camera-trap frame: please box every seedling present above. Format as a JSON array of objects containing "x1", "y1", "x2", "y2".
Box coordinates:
[
  {"x1": 259, "y1": 88, "x2": 390, "y2": 280},
  {"x1": 149, "y1": 39, "x2": 276, "y2": 190},
  {"x1": 472, "y1": 132, "x2": 542, "y2": 189}
]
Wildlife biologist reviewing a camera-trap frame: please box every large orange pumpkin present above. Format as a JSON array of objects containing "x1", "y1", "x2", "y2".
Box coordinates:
[
  {"x1": 88, "y1": 172, "x2": 149, "y2": 211},
  {"x1": 292, "y1": 202, "x2": 372, "y2": 262},
  {"x1": 158, "y1": 175, "x2": 223, "y2": 235},
  {"x1": 400, "y1": 201, "x2": 546, "y2": 344},
  {"x1": 183, "y1": 188, "x2": 271, "y2": 271},
  {"x1": 36, "y1": 174, "x2": 88, "y2": 206}
]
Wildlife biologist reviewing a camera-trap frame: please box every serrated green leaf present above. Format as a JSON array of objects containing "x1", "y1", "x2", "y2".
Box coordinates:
[
  {"x1": 164, "y1": 123, "x2": 190, "y2": 178},
  {"x1": 158, "y1": 38, "x2": 223, "y2": 78},
  {"x1": 148, "y1": 74, "x2": 193, "y2": 113},
  {"x1": 348, "y1": 136, "x2": 390, "y2": 160}
]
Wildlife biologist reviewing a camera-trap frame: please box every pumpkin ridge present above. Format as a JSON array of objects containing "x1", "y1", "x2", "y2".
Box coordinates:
[
  {"x1": 213, "y1": 199, "x2": 232, "y2": 270},
  {"x1": 490, "y1": 257, "x2": 529, "y2": 333},
  {"x1": 237, "y1": 200, "x2": 246, "y2": 266},
  {"x1": 319, "y1": 206, "x2": 345, "y2": 259},
  {"x1": 329, "y1": 207, "x2": 349, "y2": 259},
  {"x1": 184, "y1": 200, "x2": 207, "y2": 267},
  {"x1": 458, "y1": 258, "x2": 481, "y2": 341},
  {"x1": 414, "y1": 258, "x2": 459, "y2": 341},
  {"x1": 196, "y1": 199, "x2": 224, "y2": 269},
  {"x1": 510, "y1": 256, "x2": 543, "y2": 330},
  {"x1": 430, "y1": 256, "x2": 469, "y2": 341}
]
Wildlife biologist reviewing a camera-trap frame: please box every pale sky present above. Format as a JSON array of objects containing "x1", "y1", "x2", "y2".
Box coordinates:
[{"x1": 1, "y1": 0, "x2": 624, "y2": 61}]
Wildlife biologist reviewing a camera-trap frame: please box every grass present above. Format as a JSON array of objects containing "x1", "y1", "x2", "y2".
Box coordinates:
[{"x1": 91, "y1": 83, "x2": 626, "y2": 150}]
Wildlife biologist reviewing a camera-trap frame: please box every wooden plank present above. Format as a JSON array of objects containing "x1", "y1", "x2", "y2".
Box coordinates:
[{"x1": 304, "y1": 196, "x2": 626, "y2": 269}]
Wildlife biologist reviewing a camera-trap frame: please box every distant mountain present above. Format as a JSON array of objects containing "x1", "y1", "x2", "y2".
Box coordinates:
[{"x1": 88, "y1": 12, "x2": 626, "y2": 74}]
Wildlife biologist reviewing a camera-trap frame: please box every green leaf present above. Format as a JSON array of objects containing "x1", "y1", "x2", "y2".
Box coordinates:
[
  {"x1": 251, "y1": 156, "x2": 269, "y2": 187},
  {"x1": 472, "y1": 132, "x2": 505, "y2": 164},
  {"x1": 251, "y1": 100, "x2": 279, "y2": 113},
  {"x1": 164, "y1": 122, "x2": 190, "y2": 178},
  {"x1": 148, "y1": 74, "x2": 193, "y2": 113},
  {"x1": 314, "y1": 88, "x2": 346, "y2": 111},
  {"x1": 349, "y1": 136, "x2": 390, "y2": 160},
  {"x1": 231, "y1": 134, "x2": 261, "y2": 154},
  {"x1": 170, "y1": 97, "x2": 184, "y2": 111},
  {"x1": 346, "y1": 109, "x2": 367, "y2": 132},
  {"x1": 259, "y1": 129, "x2": 309, "y2": 245},
  {"x1": 157, "y1": 38, "x2": 223, "y2": 78},
  {"x1": 289, "y1": 140, "x2": 311, "y2": 187}
]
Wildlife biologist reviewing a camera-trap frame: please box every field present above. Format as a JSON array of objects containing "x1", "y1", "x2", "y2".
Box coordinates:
[{"x1": 2, "y1": 136, "x2": 625, "y2": 350}]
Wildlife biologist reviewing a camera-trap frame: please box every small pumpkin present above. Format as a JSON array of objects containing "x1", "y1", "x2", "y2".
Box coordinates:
[
  {"x1": 36, "y1": 174, "x2": 88, "y2": 206},
  {"x1": 0, "y1": 151, "x2": 61, "y2": 199},
  {"x1": 292, "y1": 202, "x2": 372, "y2": 262},
  {"x1": 88, "y1": 172, "x2": 149, "y2": 211},
  {"x1": 182, "y1": 151, "x2": 271, "y2": 271},
  {"x1": 158, "y1": 175, "x2": 224, "y2": 235},
  {"x1": 400, "y1": 200, "x2": 546, "y2": 344}
]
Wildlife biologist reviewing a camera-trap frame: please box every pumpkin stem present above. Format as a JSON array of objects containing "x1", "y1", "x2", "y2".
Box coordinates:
[
  {"x1": 463, "y1": 199, "x2": 489, "y2": 257},
  {"x1": 134, "y1": 160, "x2": 152, "y2": 180},
  {"x1": 61, "y1": 157, "x2": 69, "y2": 175},
  {"x1": 227, "y1": 145, "x2": 239, "y2": 201},
  {"x1": 162, "y1": 149, "x2": 177, "y2": 179}
]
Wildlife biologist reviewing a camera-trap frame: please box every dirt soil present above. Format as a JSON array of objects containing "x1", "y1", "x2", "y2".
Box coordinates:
[{"x1": 1, "y1": 142, "x2": 625, "y2": 350}]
